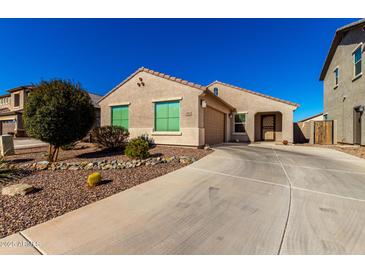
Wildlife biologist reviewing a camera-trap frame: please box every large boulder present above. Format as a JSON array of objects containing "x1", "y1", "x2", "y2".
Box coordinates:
[{"x1": 2, "y1": 183, "x2": 34, "y2": 196}]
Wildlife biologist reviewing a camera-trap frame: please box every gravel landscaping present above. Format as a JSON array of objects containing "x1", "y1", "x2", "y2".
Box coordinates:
[
  {"x1": 0, "y1": 143, "x2": 212, "y2": 239},
  {"x1": 295, "y1": 143, "x2": 365, "y2": 160}
]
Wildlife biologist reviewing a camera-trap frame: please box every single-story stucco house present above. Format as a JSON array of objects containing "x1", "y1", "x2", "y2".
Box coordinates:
[{"x1": 98, "y1": 67, "x2": 299, "y2": 147}]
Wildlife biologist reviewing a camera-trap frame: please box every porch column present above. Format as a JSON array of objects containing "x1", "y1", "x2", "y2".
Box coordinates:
[{"x1": 282, "y1": 111, "x2": 294, "y2": 143}]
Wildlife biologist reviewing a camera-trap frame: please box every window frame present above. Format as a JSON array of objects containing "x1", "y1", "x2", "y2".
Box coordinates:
[
  {"x1": 333, "y1": 66, "x2": 339, "y2": 88},
  {"x1": 14, "y1": 93, "x2": 20, "y2": 108},
  {"x1": 213, "y1": 87, "x2": 219, "y2": 96},
  {"x1": 154, "y1": 100, "x2": 181, "y2": 133},
  {"x1": 352, "y1": 43, "x2": 363, "y2": 80},
  {"x1": 233, "y1": 112, "x2": 247, "y2": 135},
  {"x1": 111, "y1": 105, "x2": 129, "y2": 129}
]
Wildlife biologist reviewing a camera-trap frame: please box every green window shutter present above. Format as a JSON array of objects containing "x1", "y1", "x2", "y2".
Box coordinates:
[
  {"x1": 155, "y1": 101, "x2": 180, "y2": 132},
  {"x1": 111, "y1": 105, "x2": 129, "y2": 129}
]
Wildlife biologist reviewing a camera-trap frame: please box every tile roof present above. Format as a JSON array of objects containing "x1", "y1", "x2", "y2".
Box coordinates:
[
  {"x1": 208, "y1": 81, "x2": 299, "y2": 107},
  {"x1": 98, "y1": 67, "x2": 206, "y2": 103},
  {"x1": 88, "y1": 92, "x2": 102, "y2": 108},
  {"x1": 7, "y1": 85, "x2": 34, "y2": 93},
  {"x1": 98, "y1": 67, "x2": 299, "y2": 108}
]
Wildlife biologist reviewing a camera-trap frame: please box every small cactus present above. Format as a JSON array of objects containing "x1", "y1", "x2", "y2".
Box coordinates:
[{"x1": 87, "y1": 172, "x2": 101, "y2": 187}]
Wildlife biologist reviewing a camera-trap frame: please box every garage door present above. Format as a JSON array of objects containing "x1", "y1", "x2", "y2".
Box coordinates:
[
  {"x1": 205, "y1": 107, "x2": 225, "y2": 145},
  {"x1": 0, "y1": 120, "x2": 15, "y2": 135}
]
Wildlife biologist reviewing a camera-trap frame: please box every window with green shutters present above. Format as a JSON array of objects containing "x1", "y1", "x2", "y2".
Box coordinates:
[
  {"x1": 155, "y1": 101, "x2": 180, "y2": 132},
  {"x1": 111, "y1": 105, "x2": 129, "y2": 129}
]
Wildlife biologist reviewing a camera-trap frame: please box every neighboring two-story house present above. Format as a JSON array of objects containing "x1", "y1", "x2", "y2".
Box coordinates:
[
  {"x1": 320, "y1": 19, "x2": 365, "y2": 144},
  {"x1": 0, "y1": 85, "x2": 102, "y2": 137}
]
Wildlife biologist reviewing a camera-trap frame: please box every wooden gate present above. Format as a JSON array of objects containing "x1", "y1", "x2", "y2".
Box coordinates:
[{"x1": 314, "y1": 120, "x2": 333, "y2": 145}]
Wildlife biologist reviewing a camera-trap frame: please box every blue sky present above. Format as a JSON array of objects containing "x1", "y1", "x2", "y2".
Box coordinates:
[{"x1": 0, "y1": 18, "x2": 358, "y2": 121}]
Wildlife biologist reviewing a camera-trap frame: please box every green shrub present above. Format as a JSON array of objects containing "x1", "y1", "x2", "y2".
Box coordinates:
[
  {"x1": 91, "y1": 126, "x2": 129, "y2": 150},
  {"x1": 125, "y1": 138, "x2": 150, "y2": 159},
  {"x1": 138, "y1": 133, "x2": 155, "y2": 148}
]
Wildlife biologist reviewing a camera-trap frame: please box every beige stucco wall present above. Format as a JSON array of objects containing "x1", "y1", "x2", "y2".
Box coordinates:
[
  {"x1": 10, "y1": 89, "x2": 27, "y2": 111},
  {"x1": 208, "y1": 83, "x2": 297, "y2": 143},
  {"x1": 99, "y1": 71, "x2": 203, "y2": 146},
  {"x1": 0, "y1": 96, "x2": 11, "y2": 109},
  {"x1": 323, "y1": 27, "x2": 365, "y2": 144}
]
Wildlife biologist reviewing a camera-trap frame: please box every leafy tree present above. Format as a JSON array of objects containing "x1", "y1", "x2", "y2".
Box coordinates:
[{"x1": 23, "y1": 80, "x2": 95, "y2": 162}]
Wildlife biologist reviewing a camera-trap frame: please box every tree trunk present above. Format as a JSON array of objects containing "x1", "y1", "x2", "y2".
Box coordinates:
[
  {"x1": 54, "y1": 147, "x2": 60, "y2": 162},
  {"x1": 47, "y1": 145, "x2": 60, "y2": 162}
]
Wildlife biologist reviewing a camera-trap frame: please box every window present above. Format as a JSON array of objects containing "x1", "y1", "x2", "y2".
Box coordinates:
[
  {"x1": 353, "y1": 45, "x2": 362, "y2": 78},
  {"x1": 14, "y1": 94, "x2": 20, "y2": 107},
  {"x1": 334, "y1": 67, "x2": 339, "y2": 87},
  {"x1": 234, "y1": 113, "x2": 246, "y2": 133},
  {"x1": 111, "y1": 105, "x2": 129, "y2": 129},
  {"x1": 155, "y1": 101, "x2": 180, "y2": 132},
  {"x1": 213, "y1": 87, "x2": 219, "y2": 96}
]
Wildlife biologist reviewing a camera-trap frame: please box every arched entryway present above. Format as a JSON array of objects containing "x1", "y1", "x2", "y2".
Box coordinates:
[{"x1": 254, "y1": 112, "x2": 283, "y2": 142}]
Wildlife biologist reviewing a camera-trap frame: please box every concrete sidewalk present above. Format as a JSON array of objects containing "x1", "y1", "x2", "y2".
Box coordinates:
[
  {"x1": 14, "y1": 138, "x2": 47, "y2": 150},
  {"x1": 2, "y1": 144, "x2": 365, "y2": 254}
]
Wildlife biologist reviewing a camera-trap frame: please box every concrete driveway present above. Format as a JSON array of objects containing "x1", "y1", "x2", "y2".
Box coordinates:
[{"x1": 2, "y1": 144, "x2": 365, "y2": 254}]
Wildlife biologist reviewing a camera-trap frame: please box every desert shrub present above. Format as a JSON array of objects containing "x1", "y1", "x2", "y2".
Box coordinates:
[
  {"x1": 138, "y1": 133, "x2": 155, "y2": 148},
  {"x1": 23, "y1": 79, "x2": 95, "y2": 162},
  {"x1": 125, "y1": 138, "x2": 150, "y2": 159},
  {"x1": 91, "y1": 126, "x2": 129, "y2": 150}
]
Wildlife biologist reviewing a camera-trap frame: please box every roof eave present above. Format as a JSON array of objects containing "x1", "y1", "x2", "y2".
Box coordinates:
[
  {"x1": 97, "y1": 67, "x2": 206, "y2": 104},
  {"x1": 201, "y1": 89, "x2": 236, "y2": 112},
  {"x1": 208, "y1": 81, "x2": 299, "y2": 108}
]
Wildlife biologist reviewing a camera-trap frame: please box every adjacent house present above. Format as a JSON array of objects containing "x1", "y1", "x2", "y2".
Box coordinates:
[
  {"x1": 98, "y1": 67, "x2": 299, "y2": 147},
  {"x1": 0, "y1": 85, "x2": 102, "y2": 136},
  {"x1": 320, "y1": 18, "x2": 365, "y2": 145}
]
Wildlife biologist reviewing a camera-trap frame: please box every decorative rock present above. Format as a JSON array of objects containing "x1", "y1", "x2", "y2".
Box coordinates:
[
  {"x1": 164, "y1": 156, "x2": 176, "y2": 163},
  {"x1": 85, "y1": 163, "x2": 94, "y2": 170},
  {"x1": 18, "y1": 154, "x2": 199, "y2": 172},
  {"x1": 36, "y1": 161, "x2": 49, "y2": 170},
  {"x1": 2, "y1": 183, "x2": 34, "y2": 196},
  {"x1": 101, "y1": 164, "x2": 112, "y2": 170},
  {"x1": 204, "y1": 144, "x2": 211, "y2": 150},
  {"x1": 179, "y1": 156, "x2": 196, "y2": 164}
]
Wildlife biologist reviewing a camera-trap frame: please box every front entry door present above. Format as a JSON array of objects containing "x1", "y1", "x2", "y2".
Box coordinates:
[
  {"x1": 261, "y1": 115, "x2": 276, "y2": 141},
  {"x1": 354, "y1": 108, "x2": 362, "y2": 145}
]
